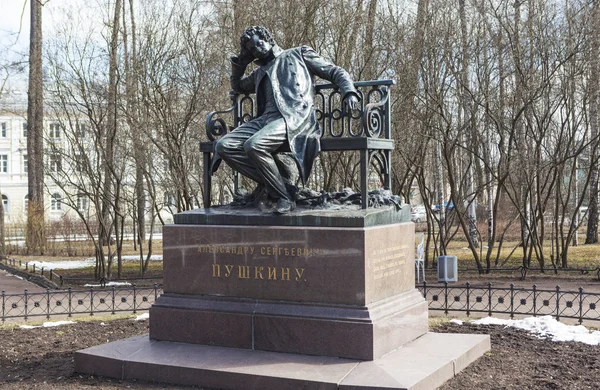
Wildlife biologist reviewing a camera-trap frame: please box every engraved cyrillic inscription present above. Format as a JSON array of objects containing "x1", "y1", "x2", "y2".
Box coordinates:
[
  {"x1": 211, "y1": 264, "x2": 306, "y2": 282},
  {"x1": 371, "y1": 244, "x2": 407, "y2": 280}
]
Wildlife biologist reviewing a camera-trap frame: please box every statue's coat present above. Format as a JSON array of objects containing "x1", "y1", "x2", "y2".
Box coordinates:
[{"x1": 225, "y1": 45, "x2": 358, "y2": 183}]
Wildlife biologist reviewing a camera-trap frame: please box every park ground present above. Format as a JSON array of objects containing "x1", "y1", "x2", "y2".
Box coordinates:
[
  {"x1": 1, "y1": 238, "x2": 600, "y2": 389},
  {"x1": 0, "y1": 315, "x2": 598, "y2": 389}
]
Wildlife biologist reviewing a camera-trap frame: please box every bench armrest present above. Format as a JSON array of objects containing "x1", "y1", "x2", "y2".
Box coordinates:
[
  {"x1": 362, "y1": 86, "x2": 390, "y2": 138},
  {"x1": 206, "y1": 104, "x2": 236, "y2": 141}
]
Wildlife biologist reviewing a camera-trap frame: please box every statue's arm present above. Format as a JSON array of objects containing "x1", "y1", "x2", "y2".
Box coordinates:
[
  {"x1": 230, "y1": 56, "x2": 256, "y2": 94},
  {"x1": 301, "y1": 46, "x2": 358, "y2": 100}
]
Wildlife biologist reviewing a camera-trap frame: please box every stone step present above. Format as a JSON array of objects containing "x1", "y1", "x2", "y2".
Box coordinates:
[{"x1": 75, "y1": 331, "x2": 490, "y2": 390}]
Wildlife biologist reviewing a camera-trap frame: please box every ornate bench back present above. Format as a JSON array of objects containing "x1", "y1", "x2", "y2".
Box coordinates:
[{"x1": 206, "y1": 79, "x2": 394, "y2": 142}]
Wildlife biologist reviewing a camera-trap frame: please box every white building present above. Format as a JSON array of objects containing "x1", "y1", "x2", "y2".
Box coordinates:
[
  {"x1": 0, "y1": 84, "x2": 174, "y2": 230},
  {"x1": 0, "y1": 86, "x2": 36, "y2": 226}
]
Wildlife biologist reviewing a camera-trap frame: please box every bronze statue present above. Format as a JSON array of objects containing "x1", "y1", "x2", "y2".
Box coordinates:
[{"x1": 213, "y1": 26, "x2": 359, "y2": 213}]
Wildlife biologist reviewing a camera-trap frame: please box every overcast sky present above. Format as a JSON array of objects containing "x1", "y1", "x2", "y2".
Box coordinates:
[
  {"x1": 0, "y1": 0, "x2": 32, "y2": 54},
  {"x1": 0, "y1": 0, "x2": 85, "y2": 89}
]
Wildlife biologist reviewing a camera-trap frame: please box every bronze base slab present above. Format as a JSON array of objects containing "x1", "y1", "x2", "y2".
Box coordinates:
[
  {"x1": 75, "y1": 332, "x2": 490, "y2": 390},
  {"x1": 149, "y1": 289, "x2": 428, "y2": 361}
]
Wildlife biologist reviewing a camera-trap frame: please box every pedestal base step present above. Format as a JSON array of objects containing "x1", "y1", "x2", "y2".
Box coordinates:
[{"x1": 75, "y1": 332, "x2": 490, "y2": 390}]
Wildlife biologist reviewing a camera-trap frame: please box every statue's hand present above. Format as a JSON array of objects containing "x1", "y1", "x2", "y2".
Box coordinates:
[
  {"x1": 231, "y1": 54, "x2": 253, "y2": 67},
  {"x1": 236, "y1": 47, "x2": 254, "y2": 66},
  {"x1": 344, "y1": 94, "x2": 360, "y2": 111}
]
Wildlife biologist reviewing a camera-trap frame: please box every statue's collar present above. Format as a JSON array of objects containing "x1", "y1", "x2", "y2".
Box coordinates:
[{"x1": 254, "y1": 45, "x2": 283, "y2": 66}]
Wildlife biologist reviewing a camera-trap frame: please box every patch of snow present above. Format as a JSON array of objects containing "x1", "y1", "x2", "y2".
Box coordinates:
[
  {"x1": 135, "y1": 313, "x2": 149, "y2": 321},
  {"x1": 26, "y1": 255, "x2": 163, "y2": 271},
  {"x1": 472, "y1": 315, "x2": 600, "y2": 345},
  {"x1": 450, "y1": 319, "x2": 463, "y2": 325},
  {"x1": 84, "y1": 281, "x2": 132, "y2": 287},
  {"x1": 27, "y1": 259, "x2": 95, "y2": 270},
  {"x1": 6, "y1": 274, "x2": 24, "y2": 280},
  {"x1": 120, "y1": 255, "x2": 163, "y2": 261},
  {"x1": 20, "y1": 320, "x2": 76, "y2": 329}
]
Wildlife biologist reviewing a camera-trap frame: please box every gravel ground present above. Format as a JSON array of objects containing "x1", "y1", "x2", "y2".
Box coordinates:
[{"x1": 1, "y1": 316, "x2": 599, "y2": 389}]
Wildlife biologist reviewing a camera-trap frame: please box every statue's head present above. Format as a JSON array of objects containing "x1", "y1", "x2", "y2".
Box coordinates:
[{"x1": 241, "y1": 26, "x2": 276, "y2": 61}]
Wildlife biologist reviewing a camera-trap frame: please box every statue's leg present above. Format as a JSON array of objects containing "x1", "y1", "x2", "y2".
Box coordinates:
[
  {"x1": 274, "y1": 153, "x2": 300, "y2": 186},
  {"x1": 243, "y1": 118, "x2": 290, "y2": 201},
  {"x1": 214, "y1": 122, "x2": 265, "y2": 185}
]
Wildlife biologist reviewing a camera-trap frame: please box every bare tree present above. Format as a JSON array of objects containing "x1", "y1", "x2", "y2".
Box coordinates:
[
  {"x1": 26, "y1": 0, "x2": 45, "y2": 254},
  {"x1": 587, "y1": 0, "x2": 600, "y2": 244}
]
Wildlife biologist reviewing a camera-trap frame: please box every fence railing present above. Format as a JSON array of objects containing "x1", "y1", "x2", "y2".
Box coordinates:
[
  {"x1": 3, "y1": 281, "x2": 599, "y2": 325},
  {"x1": 459, "y1": 265, "x2": 600, "y2": 280},
  {"x1": 1, "y1": 284, "x2": 162, "y2": 322},
  {"x1": 1, "y1": 257, "x2": 163, "y2": 287},
  {"x1": 419, "y1": 281, "x2": 600, "y2": 324}
]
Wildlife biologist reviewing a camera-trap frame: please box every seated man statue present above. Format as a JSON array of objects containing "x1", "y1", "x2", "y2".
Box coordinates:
[{"x1": 213, "y1": 25, "x2": 359, "y2": 213}]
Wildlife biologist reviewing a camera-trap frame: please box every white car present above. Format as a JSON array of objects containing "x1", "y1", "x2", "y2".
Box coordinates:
[{"x1": 411, "y1": 205, "x2": 426, "y2": 223}]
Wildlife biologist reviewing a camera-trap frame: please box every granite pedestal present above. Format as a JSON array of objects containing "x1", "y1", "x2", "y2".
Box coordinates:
[{"x1": 75, "y1": 206, "x2": 490, "y2": 389}]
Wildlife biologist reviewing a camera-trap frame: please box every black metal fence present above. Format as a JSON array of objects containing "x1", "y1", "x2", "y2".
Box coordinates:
[
  {"x1": 3, "y1": 281, "x2": 600, "y2": 325},
  {"x1": 419, "y1": 282, "x2": 600, "y2": 324},
  {"x1": 1, "y1": 285, "x2": 162, "y2": 322},
  {"x1": 1, "y1": 257, "x2": 163, "y2": 287}
]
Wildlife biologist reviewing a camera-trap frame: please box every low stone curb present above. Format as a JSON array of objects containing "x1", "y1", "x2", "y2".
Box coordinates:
[{"x1": 0, "y1": 260, "x2": 60, "y2": 290}]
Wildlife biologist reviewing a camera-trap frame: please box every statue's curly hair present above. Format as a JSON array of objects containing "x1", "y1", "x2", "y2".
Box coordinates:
[{"x1": 240, "y1": 26, "x2": 277, "y2": 47}]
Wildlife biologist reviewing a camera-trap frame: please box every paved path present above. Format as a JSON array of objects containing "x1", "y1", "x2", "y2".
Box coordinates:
[{"x1": 0, "y1": 269, "x2": 46, "y2": 294}]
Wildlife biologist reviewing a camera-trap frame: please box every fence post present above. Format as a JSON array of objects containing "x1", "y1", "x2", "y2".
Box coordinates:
[
  {"x1": 488, "y1": 282, "x2": 492, "y2": 317},
  {"x1": 46, "y1": 289, "x2": 50, "y2": 320},
  {"x1": 90, "y1": 287, "x2": 94, "y2": 316},
  {"x1": 32, "y1": 264, "x2": 35, "y2": 274},
  {"x1": 154, "y1": 283, "x2": 158, "y2": 301},
  {"x1": 444, "y1": 282, "x2": 448, "y2": 315},
  {"x1": 423, "y1": 281, "x2": 428, "y2": 300},
  {"x1": 41, "y1": 267, "x2": 44, "y2": 276},
  {"x1": 555, "y1": 285, "x2": 561, "y2": 321},
  {"x1": 68, "y1": 287, "x2": 72, "y2": 317},
  {"x1": 133, "y1": 285, "x2": 137, "y2": 314},
  {"x1": 466, "y1": 282, "x2": 470, "y2": 317},
  {"x1": 1, "y1": 290, "x2": 5, "y2": 322},
  {"x1": 578, "y1": 287, "x2": 584, "y2": 325},
  {"x1": 50, "y1": 269, "x2": 53, "y2": 281},
  {"x1": 532, "y1": 284, "x2": 537, "y2": 317},
  {"x1": 510, "y1": 283, "x2": 515, "y2": 319},
  {"x1": 24, "y1": 289, "x2": 28, "y2": 321},
  {"x1": 111, "y1": 286, "x2": 116, "y2": 315}
]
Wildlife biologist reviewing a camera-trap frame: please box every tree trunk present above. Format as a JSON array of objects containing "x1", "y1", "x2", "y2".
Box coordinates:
[
  {"x1": 587, "y1": 0, "x2": 600, "y2": 244},
  {"x1": 26, "y1": 0, "x2": 45, "y2": 255},
  {"x1": 101, "y1": 0, "x2": 122, "y2": 277},
  {"x1": 459, "y1": 0, "x2": 478, "y2": 248},
  {"x1": 363, "y1": 0, "x2": 378, "y2": 80}
]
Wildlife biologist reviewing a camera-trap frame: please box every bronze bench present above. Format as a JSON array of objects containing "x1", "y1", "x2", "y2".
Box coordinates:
[{"x1": 201, "y1": 79, "x2": 395, "y2": 209}]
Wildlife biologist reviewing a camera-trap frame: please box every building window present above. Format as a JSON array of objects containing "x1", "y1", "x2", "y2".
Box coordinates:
[
  {"x1": 0, "y1": 122, "x2": 6, "y2": 138},
  {"x1": 0, "y1": 155, "x2": 7, "y2": 173},
  {"x1": 1, "y1": 195, "x2": 8, "y2": 213},
  {"x1": 76, "y1": 122, "x2": 87, "y2": 139},
  {"x1": 164, "y1": 192, "x2": 175, "y2": 207},
  {"x1": 49, "y1": 123, "x2": 61, "y2": 139},
  {"x1": 77, "y1": 194, "x2": 88, "y2": 210},
  {"x1": 23, "y1": 155, "x2": 28, "y2": 173},
  {"x1": 49, "y1": 154, "x2": 62, "y2": 172},
  {"x1": 75, "y1": 154, "x2": 86, "y2": 172},
  {"x1": 22, "y1": 122, "x2": 27, "y2": 138},
  {"x1": 51, "y1": 193, "x2": 62, "y2": 211}
]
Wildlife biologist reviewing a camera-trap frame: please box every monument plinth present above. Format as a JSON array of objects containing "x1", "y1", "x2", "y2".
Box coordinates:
[
  {"x1": 75, "y1": 206, "x2": 490, "y2": 389},
  {"x1": 150, "y1": 207, "x2": 426, "y2": 360}
]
